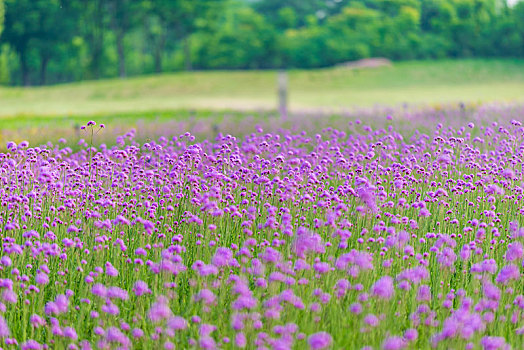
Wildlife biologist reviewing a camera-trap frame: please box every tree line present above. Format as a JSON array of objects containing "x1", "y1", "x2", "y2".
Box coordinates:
[{"x1": 0, "y1": 0, "x2": 523, "y2": 86}]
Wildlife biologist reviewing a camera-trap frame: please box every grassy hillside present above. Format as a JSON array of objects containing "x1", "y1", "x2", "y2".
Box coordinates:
[{"x1": 0, "y1": 59, "x2": 523, "y2": 118}]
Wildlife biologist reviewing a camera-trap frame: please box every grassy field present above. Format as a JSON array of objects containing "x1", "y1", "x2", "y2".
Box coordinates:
[{"x1": 0, "y1": 59, "x2": 523, "y2": 119}]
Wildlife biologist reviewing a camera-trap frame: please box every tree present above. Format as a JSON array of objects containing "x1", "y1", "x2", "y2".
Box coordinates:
[
  {"x1": 146, "y1": 0, "x2": 227, "y2": 72},
  {"x1": 108, "y1": 0, "x2": 146, "y2": 78},
  {"x1": 324, "y1": 6, "x2": 381, "y2": 64},
  {"x1": 514, "y1": 1, "x2": 524, "y2": 57},
  {"x1": 0, "y1": 0, "x2": 523, "y2": 85},
  {"x1": 144, "y1": 4, "x2": 169, "y2": 73},
  {"x1": 2, "y1": 0, "x2": 43, "y2": 85},
  {"x1": 194, "y1": 6, "x2": 277, "y2": 69},
  {"x1": 0, "y1": 0, "x2": 5, "y2": 84},
  {"x1": 143, "y1": 0, "x2": 198, "y2": 72},
  {"x1": 0, "y1": 0, "x2": 4, "y2": 37},
  {"x1": 252, "y1": 0, "x2": 350, "y2": 28},
  {"x1": 34, "y1": 0, "x2": 77, "y2": 85},
  {"x1": 145, "y1": 0, "x2": 184, "y2": 73},
  {"x1": 78, "y1": 0, "x2": 108, "y2": 80}
]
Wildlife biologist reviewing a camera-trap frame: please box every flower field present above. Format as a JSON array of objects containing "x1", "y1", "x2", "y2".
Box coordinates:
[{"x1": 1, "y1": 107, "x2": 524, "y2": 349}]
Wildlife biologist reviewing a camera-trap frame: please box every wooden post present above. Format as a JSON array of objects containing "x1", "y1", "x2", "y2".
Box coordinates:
[{"x1": 278, "y1": 70, "x2": 288, "y2": 120}]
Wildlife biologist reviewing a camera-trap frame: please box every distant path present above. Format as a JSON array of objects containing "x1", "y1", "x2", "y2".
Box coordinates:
[{"x1": 0, "y1": 59, "x2": 523, "y2": 118}]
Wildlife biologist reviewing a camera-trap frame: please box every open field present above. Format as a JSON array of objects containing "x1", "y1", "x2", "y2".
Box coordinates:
[{"x1": 1, "y1": 59, "x2": 523, "y2": 119}]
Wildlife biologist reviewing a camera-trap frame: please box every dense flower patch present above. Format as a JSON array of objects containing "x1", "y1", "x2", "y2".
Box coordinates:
[{"x1": 0, "y1": 118, "x2": 523, "y2": 349}]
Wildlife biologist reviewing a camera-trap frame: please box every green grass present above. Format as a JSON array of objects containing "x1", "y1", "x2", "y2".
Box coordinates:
[{"x1": 0, "y1": 59, "x2": 523, "y2": 119}]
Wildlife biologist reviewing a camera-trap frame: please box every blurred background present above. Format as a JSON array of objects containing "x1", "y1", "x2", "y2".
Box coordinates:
[{"x1": 0, "y1": 0, "x2": 523, "y2": 145}]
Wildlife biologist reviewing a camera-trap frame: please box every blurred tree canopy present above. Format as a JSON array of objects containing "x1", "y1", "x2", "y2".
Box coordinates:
[
  {"x1": 0, "y1": 0, "x2": 3, "y2": 36},
  {"x1": 0, "y1": 0, "x2": 523, "y2": 86}
]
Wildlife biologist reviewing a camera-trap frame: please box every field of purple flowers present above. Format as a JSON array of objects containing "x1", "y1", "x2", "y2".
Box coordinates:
[{"x1": 1, "y1": 105, "x2": 524, "y2": 349}]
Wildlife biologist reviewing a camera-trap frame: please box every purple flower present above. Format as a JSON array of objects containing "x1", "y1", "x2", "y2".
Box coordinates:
[
  {"x1": 0, "y1": 316, "x2": 9, "y2": 337},
  {"x1": 107, "y1": 287, "x2": 129, "y2": 300},
  {"x1": 132, "y1": 328, "x2": 144, "y2": 338},
  {"x1": 349, "y1": 303, "x2": 362, "y2": 314},
  {"x1": 417, "y1": 284, "x2": 432, "y2": 302},
  {"x1": 167, "y1": 316, "x2": 187, "y2": 330},
  {"x1": 404, "y1": 329, "x2": 418, "y2": 341},
  {"x1": 495, "y1": 264, "x2": 520, "y2": 284},
  {"x1": 105, "y1": 262, "x2": 119, "y2": 277},
  {"x1": 63, "y1": 327, "x2": 78, "y2": 340},
  {"x1": 101, "y1": 301, "x2": 119, "y2": 315},
  {"x1": 106, "y1": 327, "x2": 130, "y2": 347},
  {"x1": 363, "y1": 314, "x2": 379, "y2": 327},
  {"x1": 480, "y1": 336, "x2": 508, "y2": 350},
  {"x1": 148, "y1": 296, "x2": 172, "y2": 322},
  {"x1": 91, "y1": 283, "x2": 107, "y2": 298},
  {"x1": 261, "y1": 247, "x2": 281, "y2": 264},
  {"x1": 483, "y1": 280, "x2": 501, "y2": 301},
  {"x1": 357, "y1": 186, "x2": 377, "y2": 212},
  {"x1": 505, "y1": 242, "x2": 523, "y2": 261},
  {"x1": 308, "y1": 332, "x2": 332, "y2": 349},
  {"x1": 2, "y1": 289, "x2": 17, "y2": 304},
  {"x1": 0, "y1": 256, "x2": 12, "y2": 267},
  {"x1": 29, "y1": 314, "x2": 45, "y2": 328},
  {"x1": 396, "y1": 266, "x2": 429, "y2": 284},
  {"x1": 437, "y1": 247, "x2": 457, "y2": 268},
  {"x1": 382, "y1": 336, "x2": 406, "y2": 350},
  {"x1": 293, "y1": 228, "x2": 325, "y2": 258},
  {"x1": 371, "y1": 276, "x2": 394, "y2": 300},
  {"x1": 235, "y1": 332, "x2": 247, "y2": 348},
  {"x1": 199, "y1": 336, "x2": 216, "y2": 349},
  {"x1": 21, "y1": 340, "x2": 43, "y2": 350},
  {"x1": 35, "y1": 273, "x2": 49, "y2": 285},
  {"x1": 195, "y1": 289, "x2": 216, "y2": 305},
  {"x1": 212, "y1": 247, "x2": 237, "y2": 268},
  {"x1": 313, "y1": 262, "x2": 331, "y2": 274},
  {"x1": 132, "y1": 280, "x2": 151, "y2": 296}
]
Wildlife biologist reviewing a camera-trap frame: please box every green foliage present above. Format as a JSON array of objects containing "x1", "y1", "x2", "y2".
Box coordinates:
[
  {"x1": 0, "y1": 0, "x2": 5, "y2": 83},
  {"x1": 0, "y1": 44, "x2": 13, "y2": 84},
  {"x1": 0, "y1": 0, "x2": 4, "y2": 37},
  {"x1": 0, "y1": 0, "x2": 523, "y2": 85},
  {"x1": 193, "y1": 7, "x2": 277, "y2": 69}
]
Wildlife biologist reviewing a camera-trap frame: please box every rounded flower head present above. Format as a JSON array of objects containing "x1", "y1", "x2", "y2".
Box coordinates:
[
  {"x1": 505, "y1": 242, "x2": 523, "y2": 261},
  {"x1": 480, "y1": 336, "x2": 509, "y2": 350},
  {"x1": 148, "y1": 296, "x2": 172, "y2": 322},
  {"x1": 308, "y1": 332, "x2": 332, "y2": 349},
  {"x1": 293, "y1": 227, "x2": 325, "y2": 258},
  {"x1": 132, "y1": 280, "x2": 151, "y2": 297},
  {"x1": 35, "y1": 273, "x2": 49, "y2": 285},
  {"x1": 382, "y1": 336, "x2": 406, "y2": 350},
  {"x1": 0, "y1": 315, "x2": 9, "y2": 337},
  {"x1": 495, "y1": 264, "x2": 520, "y2": 284},
  {"x1": 371, "y1": 276, "x2": 394, "y2": 300},
  {"x1": 21, "y1": 340, "x2": 42, "y2": 350}
]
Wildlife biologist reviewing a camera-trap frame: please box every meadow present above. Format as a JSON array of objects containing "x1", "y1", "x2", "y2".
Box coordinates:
[
  {"x1": 0, "y1": 100, "x2": 523, "y2": 349},
  {"x1": 0, "y1": 59, "x2": 524, "y2": 118}
]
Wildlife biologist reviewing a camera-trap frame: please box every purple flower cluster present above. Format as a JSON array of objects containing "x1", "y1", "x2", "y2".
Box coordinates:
[{"x1": 0, "y1": 116, "x2": 522, "y2": 349}]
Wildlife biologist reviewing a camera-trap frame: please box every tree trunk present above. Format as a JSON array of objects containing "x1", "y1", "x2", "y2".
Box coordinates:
[
  {"x1": 92, "y1": 38, "x2": 103, "y2": 79},
  {"x1": 116, "y1": 30, "x2": 126, "y2": 78},
  {"x1": 154, "y1": 47, "x2": 162, "y2": 73},
  {"x1": 40, "y1": 55, "x2": 49, "y2": 85},
  {"x1": 20, "y1": 50, "x2": 30, "y2": 86},
  {"x1": 184, "y1": 36, "x2": 192, "y2": 71},
  {"x1": 90, "y1": 0, "x2": 104, "y2": 79},
  {"x1": 153, "y1": 30, "x2": 166, "y2": 73}
]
